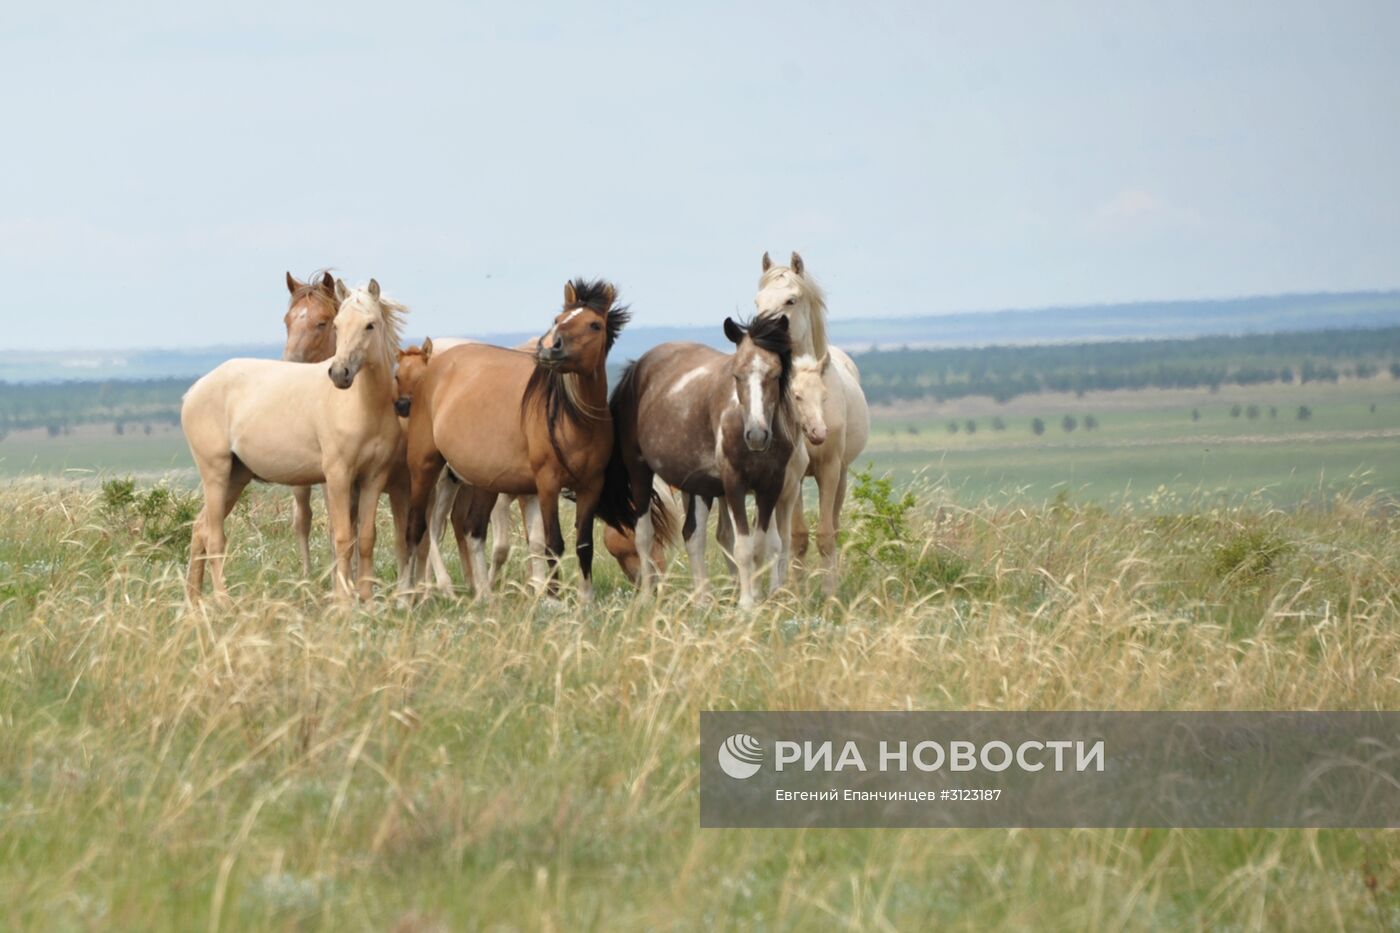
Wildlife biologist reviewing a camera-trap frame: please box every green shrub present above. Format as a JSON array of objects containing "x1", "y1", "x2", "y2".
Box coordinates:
[
  {"x1": 1211, "y1": 528, "x2": 1292, "y2": 584},
  {"x1": 100, "y1": 477, "x2": 199, "y2": 560}
]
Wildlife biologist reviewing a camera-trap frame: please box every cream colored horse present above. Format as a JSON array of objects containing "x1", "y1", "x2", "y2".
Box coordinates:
[
  {"x1": 182, "y1": 280, "x2": 406, "y2": 601},
  {"x1": 754, "y1": 251, "x2": 869, "y2": 594}
]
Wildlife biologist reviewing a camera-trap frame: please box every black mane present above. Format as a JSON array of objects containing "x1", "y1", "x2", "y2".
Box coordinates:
[
  {"x1": 731, "y1": 315, "x2": 794, "y2": 401},
  {"x1": 565, "y1": 277, "x2": 630, "y2": 352}
]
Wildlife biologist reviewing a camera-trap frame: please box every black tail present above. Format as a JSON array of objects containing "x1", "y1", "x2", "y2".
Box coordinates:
[{"x1": 596, "y1": 361, "x2": 676, "y2": 549}]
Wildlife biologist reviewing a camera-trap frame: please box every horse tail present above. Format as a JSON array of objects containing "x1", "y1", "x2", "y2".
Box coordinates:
[
  {"x1": 596, "y1": 361, "x2": 642, "y2": 531},
  {"x1": 595, "y1": 361, "x2": 676, "y2": 552}
]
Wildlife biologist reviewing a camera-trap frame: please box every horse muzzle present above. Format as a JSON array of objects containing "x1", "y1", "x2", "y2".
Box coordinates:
[
  {"x1": 806, "y1": 426, "x2": 828, "y2": 446},
  {"x1": 744, "y1": 427, "x2": 772, "y2": 451},
  {"x1": 394, "y1": 397, "x2": 412, "y2": 417},
  {"x1": 328, "y1": 364, "x2": 355, "y2": 390}
]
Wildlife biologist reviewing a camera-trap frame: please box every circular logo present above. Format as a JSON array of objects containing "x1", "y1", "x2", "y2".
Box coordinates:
[{"x1": 718, "y1": 733, "x2": 763, "y2": 779}]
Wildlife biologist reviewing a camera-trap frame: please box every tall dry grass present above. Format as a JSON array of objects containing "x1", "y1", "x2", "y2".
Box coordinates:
[{"x1": 1, "y1": 477, "x2": 1399, "y2": 930}]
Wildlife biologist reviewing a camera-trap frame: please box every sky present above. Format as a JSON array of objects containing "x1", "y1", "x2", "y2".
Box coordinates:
[{"x1": 1, "y1": 1, "x2": 1397, "y2": 350}]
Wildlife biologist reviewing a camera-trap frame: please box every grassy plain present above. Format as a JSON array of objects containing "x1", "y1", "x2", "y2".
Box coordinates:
[
  {"x1": 1, "y1": 471, "x2": 1399, "y2": 928},
  {"x1": 2, "y1": 376, "x2": 1399, "y2": 928}
]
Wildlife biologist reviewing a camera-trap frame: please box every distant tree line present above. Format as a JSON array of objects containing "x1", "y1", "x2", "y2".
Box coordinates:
[
  {"x1": 851, "y1": 326, "x2": 1400, "y2": 405},
  {"x1": 0, "y1": 378, "x2": 190, "y2": 436}
]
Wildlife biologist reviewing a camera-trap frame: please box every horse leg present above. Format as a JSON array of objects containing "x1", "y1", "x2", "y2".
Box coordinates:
[
  {"x1": 536, "y1": 481, "x2": 566, "y2": 599},
  {"x1": 203, "y1": 458, "x2": 253, "y2": 601},
  {"x1": 629, "y1": 467, "x2": 658, "y2": 594},
  {"x1": 815, "y1": 458, "x2": 844, "y2": 596},
  {"x1": 292, "y1": 485, "x2": 314, "y2": 577},
  {"x1": 715, "y1": 503, "x2": 738, "y2": 576},
  {"x1": 405, "y1": 444, "x2": 443, "y2": 562},
  {"x1": 428, "y1": 469, "x2": 459, "y2": 593},
  {"x1": 792, "y1": 486, "x2": 811, "y2": 560},
  {"x1": 724, "y1": 484, "x2": 757, "y2": 610},
  {"x1": 450, "y1": 487, "x2": 475, "y2": 591},
  {"x1": 520, "y1": 496, "x2": 547, "y2": 593},
  {"x1": 573, "y1": 484, "x2": 602, "y2": 604},
  {"x1": 354, "y1": 471, "x2": 388, "y2": 601},
  {"x1": 387, "y1": 468, "x2": 414, "y2": 598},
  {"x1": 186, "y1": 504, "x2": 209, "y2": 600},
  {"x1": 460, "y1": 487, "x2": 494, "y2": 598},
  {"x1": 488, "y1": 495, "x2": 517, "y2": 586},
  {"x1": 683, "y1": 494, "x2": 711, "y2": 597},
  {"x1": 325, "y1": 470, "x2": 358, "y2": 601}
]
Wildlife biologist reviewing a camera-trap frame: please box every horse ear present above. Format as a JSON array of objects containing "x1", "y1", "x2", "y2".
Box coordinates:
[
  {"x1": 285, "y1": 271, "x2": 300, "y2": 295},
  {"x1": 723, "y1": 317, "x2": 745, "y2": 345},
  {"x1": 367, "y1": 278, "x2": 381, "y2": 300},
  {"x1": 819, "y1": 351, "x2": 831, "y2": 374},
  {"x1": 319, "y1": 271, "x2": 335, "y2": 293},
  {"x1": 789, "y1": 252, "x2": 804, "y2": 276},
  {"x1": 600, "y1": 282, "x2": 617, "y2": 308},
  {"x1": 334, "y1": 278, "x2": 349, "y2": 304},
  {"x1": 563, "y1": 281, "x2": 577, "y2": 306},
  {"x1": 422, "y1": 337, "x2": 433, "y2": 361},
  {"x1": 761, "y1": 252, "x2": 772, "y2": 272}
]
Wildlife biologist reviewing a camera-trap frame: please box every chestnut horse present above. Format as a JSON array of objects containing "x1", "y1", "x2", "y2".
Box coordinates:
[
  {"x1": 184, "y1": 280, "x2": 406, "y2": 600},
  {"x1": 393, "y1": 339, "x2": 539, "y2": 593},
  {"x1": 609, "y1": 315, "x2": 796, "y2": 608},
  {"x1": 281, "y1": 270, "x2": 339, "y2": 576},
  {"x1": 404, "y1": 279, "x2": 657, "y2": 601}
]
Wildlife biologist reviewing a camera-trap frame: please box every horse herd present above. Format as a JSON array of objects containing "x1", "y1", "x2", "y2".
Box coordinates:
[{"x1": 180, "y1": 252, "x2": 869, "y2": 609}]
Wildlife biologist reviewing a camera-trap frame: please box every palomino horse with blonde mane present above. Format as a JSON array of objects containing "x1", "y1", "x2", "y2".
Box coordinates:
[
  {"x1": 753, "y1": 251, "x2": 869, "y2": 594},
  {"x1": 282, "y1": 270, "x2": 417, "y2": 589},
  {"x1": 183, "y1": 279, "x2": 407, "y2": 600},
  {"x1": 609, "y1": 315, "x2": 797, "y2": 609},
  {"x1": 405, "y1": 279, "x2": 659, "y2": 601}
]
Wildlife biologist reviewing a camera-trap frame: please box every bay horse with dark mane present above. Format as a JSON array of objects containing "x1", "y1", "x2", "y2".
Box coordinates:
[
  {"x1": 608, "y1": 315, "x2": 796, "y2": 608},
  {"x1": 404, "y1": 279, "x2": 663, "y2": 601}
]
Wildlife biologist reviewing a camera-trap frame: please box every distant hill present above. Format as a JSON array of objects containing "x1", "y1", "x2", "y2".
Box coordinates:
[{"x1": 2, "y1": 289, "x2": 1397, "y2": 383}]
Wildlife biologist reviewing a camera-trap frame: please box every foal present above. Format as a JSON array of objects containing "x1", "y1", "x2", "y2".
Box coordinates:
[
  {"x1": 404, "y1": 280, "x2": 641, "y2": 601},
  {"x1": 609, "y1": 316, "x2": 796, "y2": 609}
]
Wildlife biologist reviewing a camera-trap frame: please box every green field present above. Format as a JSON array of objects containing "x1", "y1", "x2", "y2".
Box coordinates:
[{"x1": 7, "y1": 379, "x2": 1397, "y2": 509}]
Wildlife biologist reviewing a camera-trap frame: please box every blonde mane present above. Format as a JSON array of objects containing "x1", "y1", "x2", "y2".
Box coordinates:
[{"x1": 757, "y1": 264, "x2": 829, "y2": 359}]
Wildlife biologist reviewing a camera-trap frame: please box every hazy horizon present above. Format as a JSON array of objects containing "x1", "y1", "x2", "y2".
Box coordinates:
[{"x1": 3, "y1": 1, "x2": 1397, "y2": 351}]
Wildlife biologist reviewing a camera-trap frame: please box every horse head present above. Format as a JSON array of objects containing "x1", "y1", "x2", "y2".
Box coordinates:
[
  {"x1": 791, "y1": 352, "x2": 830, "y2": 446},
  {"x1": 328, "y1": 278, "x2": 403, "y2": 390},
  {"x1": 535, "y1": 278, "x2": 630, "y2": 375},
  {"x1": 755, "y1": 251, "x2": 828, "y2": 359},
  {"x1": 394, "y1": 338, "x2": 433, "y2": 417},
  {"x1": 724, "y1": 314, "x2": 793, "y2": 452},
  {"x1": 282, "y1": 270, "x2": 338, "y2": 363}
]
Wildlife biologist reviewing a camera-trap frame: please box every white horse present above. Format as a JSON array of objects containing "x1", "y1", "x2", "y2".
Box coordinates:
[
  {"x1": 182, "y1": 280, "x2": 407, "y2": 601},
  {"x1": 754, "y1": 251, "x2": 869, "y2": 595}
]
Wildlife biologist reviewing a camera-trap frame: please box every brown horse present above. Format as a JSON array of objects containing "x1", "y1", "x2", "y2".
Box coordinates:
[
  {"x1": 281, "y1": 270, "x2": 339, "y2": 576},
  {"x1": 404, "y1": 279, "x2": 656, "y2": 601},
  {"x1": 608, "y1": 315, "x2": 795, "y2": 608}
]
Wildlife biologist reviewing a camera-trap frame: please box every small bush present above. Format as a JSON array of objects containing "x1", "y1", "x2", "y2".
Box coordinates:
[
  {"x1": 1211, "y1": 528, "x2": 1292, "y2": 584},
  {"x1": 100, "y1": 477, "x2": 199, "y2": 560},
  {"x1": 1061, "y1": 415, "x2": 1077, "y2": 433},
  {"x1": 1031, "y1": 418, "x2": 1045, "y2": 436},
  {"x1": 1297, "y1": 405, "x2": 1312, "y2": 421}
]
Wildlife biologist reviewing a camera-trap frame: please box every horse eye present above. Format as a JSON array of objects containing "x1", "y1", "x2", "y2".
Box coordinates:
[
  {"x1": 590, "y1": 321, "x2": 602, "y2": 332},
  {"x1": 366, "y1": 323, "x2": 375, "y2": 331},
  {"x1": 785, "y1": 297, "x2": 796, "y2": 306},
  {"x1": 316, "y1": 322, "x2": 327, "y2": 329}
]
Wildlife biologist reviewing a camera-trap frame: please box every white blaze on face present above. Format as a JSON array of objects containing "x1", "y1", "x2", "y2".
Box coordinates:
[{"x1": 746, "y1": 368, "x2": 764, "y2": 430}]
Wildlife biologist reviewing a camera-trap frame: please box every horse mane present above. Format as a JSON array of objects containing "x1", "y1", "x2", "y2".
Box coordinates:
[
  {"x1": 523, "y1": 278, "x2": 627, "y2": 481},
  {"x1": 757, "y1": 264, "x2": 829, "y2": 359},
  {"x1": 288, "y1": 268, "x2": 337, "y2": 314}
]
